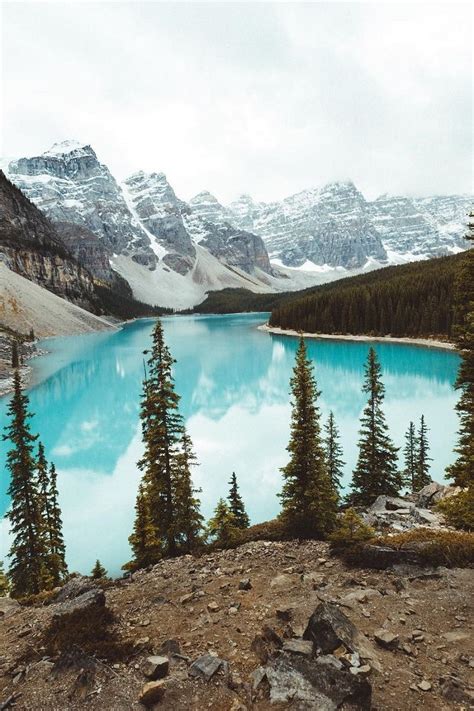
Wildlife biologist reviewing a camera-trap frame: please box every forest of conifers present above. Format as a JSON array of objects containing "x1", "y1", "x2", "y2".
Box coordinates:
[{"x1": 268, "y1": 253, "x2": 467, "y2": 339}]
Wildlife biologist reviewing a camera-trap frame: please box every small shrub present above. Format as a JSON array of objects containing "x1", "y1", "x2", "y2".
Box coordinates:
[
  {"x1": 437, "y1": 489, "x2": 474, "y2": 531},
  {"x1": 379, "y1": 528, "x2": 474, "y2": 568},
  {"x1": 329, "y1": 508, "x2": 375, "y2": 549},
  {"x1": 43, "y1": 605, "x2": 134, "y2": 662}
]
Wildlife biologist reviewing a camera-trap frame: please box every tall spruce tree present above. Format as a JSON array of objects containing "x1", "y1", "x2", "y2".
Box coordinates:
[
  {"x1": 174, "y1": 431, "x2": 204, "y2": 552},
  {"x1": 350, "y1": 348, "x2": 401, "y2": 505},
  {"x1": 138, "y1": 319, "x2": 184, "y2": 557},
  {"x1": 403, "y1": 421, "x2": 418, "y2": 492},
  {"x1": 91, "y1": 560, "x2": 107, "y2": 579},
  {"x1": 279, "y1": 337, "x2": 337, "y2": 538},
  {"x1": 413, "y1": 415, "x2": 432, "y2": 490},
  {"x1": 47, "y1": 463, "x2": 68, "y2": 585},
  {"x1": 127, "y1": 483, "x2": 161, "y2": 570},
  {"x1": 227, "y1": 472, "x2": 250, "y2": 529},
  {"x1": 36, "y1": 442, "x2": 53, "y2": 589},
  {"x1": 207, "y1": 498, "x2": 238, "y2": 546},
  {"x1": 324, "y1": 412, "x2": 344, "y2": 493},
  {"x1": 3, "y1": 370, "x2": 43, "y2": 597},
  {"x1": 447, "y1": 213, "x2": 474, "y2": 488}
]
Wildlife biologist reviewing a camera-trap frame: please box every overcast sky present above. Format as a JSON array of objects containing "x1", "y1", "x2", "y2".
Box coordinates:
[{"x1": 1, "y1": 1, "x2": 472, "y2": 203}]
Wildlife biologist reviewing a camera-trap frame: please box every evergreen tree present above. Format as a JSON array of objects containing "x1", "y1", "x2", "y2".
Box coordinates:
[
  {"x1": 174, "y1": 431, "x2": 204, "y2": 552},
  {"x1": 0, "y1": 561, "x2": 9, "y2": 596},
  {"x1": 207, "y1": 498, "x2": 238, "y2": 546},
  {"x1": 3, "y1": 371, "x2": 43, "y2": 597},
  {"x1": 413, "y1": 415, "x2": 432, "y2": 490},
  {"x1": 324, "y1": 412, "x2": 344, "y2": 492},
  {"x1": 279, "y1": 337, "x2": 338, "y2": 538},
  {"x1": 91, "y1": 560, "x2": 107, "y2": 579},
  {"x1": 138, "y1": 319, "x2": 184, "y2": 557},
  {"x1": 447, "y1": 214, "x2": 474, "y2": 488},
  {"x1": 227, "y1": 472, "x2": 250, "y2": 529},
  {"x1": 350, "y1": 348, "x2": 401, "y2": 505},
  {"x1": 402, "y1": 421, "x2": 418, "y2": 492},
  {"x1": 11, "y1": 341, "x2": 19, "y2": 370},
  {"x1": 47, "y1": 463, "x2": 68, "y2": 586},
  {"x1": 127, "y1": 483, "x2": 162, "y2": 570},
  {"x1": 36, "y1": 442, "x2": 53, "y2": 589}
]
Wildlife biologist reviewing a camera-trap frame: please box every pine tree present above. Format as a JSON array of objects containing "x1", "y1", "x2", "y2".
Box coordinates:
[
  {"x1": 3, "y1": 371, "x2": 43, "y2": 597},
  {"x1": 279, "y1": 337, "x2": 338, "y2": 538},
  {"x1": 36, "y1": 442, "x2": 53, "y2": 589},
  {"x1": 127, "y1": 483, "x2": 162, "y2": 570},
  {"x1": 11, "y1": 341, "x2": 19, "y2": 370},
  {"x1": 350, "y1": 348, "x2": 401, "y2": 506},
  {"x1": 447, "y1": 213, "x2": 474, "y2": 488},
  {"x1": 413, "y1": 415, "x2": 432, "y2": 490},
  {"x1": 324, "y1": 412, "x2": 344, "y2": 493},
  {"x1": 207, "y1": 498, "x2": 238, "y2": 546},
  {"x1": 174, "y1": 431, "x2": 204, "y2": 552},
  {"x1": 227, "y1": 472, "x2": 250, "y2": 529},
  {"x1": 91, "y1": 560, "x2": 107, "y2": 579},
  {"x1": 403, "y1": 421, "x2": 418, "y2": 492},
  {"x1": 138, "y1": 319, "x2": 184, "y2": 557},
  {"x1": 0, "y1": 561, "x2": 9, "y2": 596},
  {"x1": 47, "y1": 463, "x2": 68, "y2": 586}
]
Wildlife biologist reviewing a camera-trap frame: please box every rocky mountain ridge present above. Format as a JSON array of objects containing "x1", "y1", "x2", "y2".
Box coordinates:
[{"x1": 3, "y1": 141, "x2": 471, "y2": 308}]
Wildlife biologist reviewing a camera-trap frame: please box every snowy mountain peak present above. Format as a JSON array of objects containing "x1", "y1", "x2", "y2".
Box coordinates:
[
  {"x1": 190, "y1": 190, "x2": 220, "y2": 205},
  {"x1": 42, "y1": 140, "x2": 94, "y2": 158}
]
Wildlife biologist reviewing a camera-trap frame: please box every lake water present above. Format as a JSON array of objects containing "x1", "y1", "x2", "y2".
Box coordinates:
[{"x1": 0, "y1": 313, "x2": 461, "y2": 575}]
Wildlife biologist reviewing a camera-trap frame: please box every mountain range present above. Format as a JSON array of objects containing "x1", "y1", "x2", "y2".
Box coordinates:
[{"x1": 2, "y1": 140, "x2": 471, "y2": 309}]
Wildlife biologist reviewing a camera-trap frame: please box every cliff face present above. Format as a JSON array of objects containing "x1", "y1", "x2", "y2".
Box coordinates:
[{"x1": 0, "y1": 171, "x2": 97, "y2": 310}]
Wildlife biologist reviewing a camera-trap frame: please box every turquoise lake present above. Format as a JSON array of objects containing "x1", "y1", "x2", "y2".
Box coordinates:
[{"x1": 0, "y1": 313, "x2": 461, "y2": 575}]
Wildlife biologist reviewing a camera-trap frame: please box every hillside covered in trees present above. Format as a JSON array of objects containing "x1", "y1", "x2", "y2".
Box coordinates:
[{"x1": 268, "y1": 253, "x2": 468, "y2": 339}]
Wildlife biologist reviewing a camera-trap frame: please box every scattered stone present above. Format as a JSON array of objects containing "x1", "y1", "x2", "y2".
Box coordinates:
[
  {"x1": 139, "y1": 680, "x2": 166, "y2": 706},
  {"x1": 238, "y1": 579, "x2": 252, "y2": 591},
  {"x1": 53, "y1": 575, "x2": 97, "y2": 603},
  {"x1": 180, "y1": 593, "x2": 193, "y2": 605},
  {"x1": 402, "y1": 644, "x2": 414, "y2": 656},
  {"x1": 341, "y1": 588, "x2": 381, "y2": 605},
  {"x1": 159, "y1": 639, "x2": 181, "y2": 656},
  {"x1": 276, "y1": 607, "x2": 293, "y2": 622},
  {"x1": 350, "y1": 664, "x2": 371, "y2": 676},
  {"x1": 142, "y1": 656, "x2": 169, "y2": 680},
  {"x1": 270, "y1": 574, "x2": 299, "y2": 591},
  {"x1": 207, "y1": 601, "x2": 220, "y2": 613},
  {"x1": 442, "y1": 630, "x2": 469, "y2": 643},
  {"x1": 282, "y1": 639, "x2": 313, "y2": 657},
  {"x1": 189, "y1": 654, "x2": 224, "y2": 681},
  {"x1": 134, "y1": 637, "x2": 150, "y2": 648},
  {"x1": 417, "y1": 680, "x2": 432, "y2": 692},
  {"x1": 374, "y1": 630, "x2": 399, "y2": 650}
]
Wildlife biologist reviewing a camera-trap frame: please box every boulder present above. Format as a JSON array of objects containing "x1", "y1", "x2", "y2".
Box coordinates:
[
  {"x1": 52, "y1": 588, "x2": 105, "y2": 618},
  {"x1": 142, "y1": 656, "x2": 169, "y2": 680},
  {"x1": 258, "y1": 653, "x2": 371, "y2": 710},
  {"x1": 189, "y1": 654, "x2": 225, "y2": 681},
  {"x1": 139, "y1": 680, "x2": 166, "y2": 706},
  {"x1": 159, "y1": 639, "x2": 181, "y2": 656},
  {"x1": 303, "y1": 602, "x2": 381, "y2": 671},
  {"x1": 0, "y1": 597, "x2": 20, "y2": 619},
  {"x1": 53, "y1": 576, "x2": 98, "y2": 603},
  {"x1": 416, "y1": 482, "x2": 461, "y2": 508}
]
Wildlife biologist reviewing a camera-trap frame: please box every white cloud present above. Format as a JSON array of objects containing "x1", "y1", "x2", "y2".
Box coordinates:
[{"x1": 1, "y1": 1, "x2": 471, "y2": 202}]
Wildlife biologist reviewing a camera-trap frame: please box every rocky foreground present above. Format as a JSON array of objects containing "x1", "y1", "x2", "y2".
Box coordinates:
[{"x1": 1, "y1": 525, "x2": 473, "y2": 711}]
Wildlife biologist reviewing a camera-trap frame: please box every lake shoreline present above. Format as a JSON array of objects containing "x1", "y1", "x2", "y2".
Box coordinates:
[{"x1": 258, "y1": 323, "x2": 457, "y2": 351}]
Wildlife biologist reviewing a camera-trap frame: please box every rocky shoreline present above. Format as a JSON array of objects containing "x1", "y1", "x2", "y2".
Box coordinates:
[{"x1": 258, "y1": 324, "x2": 456, "y2": 352}]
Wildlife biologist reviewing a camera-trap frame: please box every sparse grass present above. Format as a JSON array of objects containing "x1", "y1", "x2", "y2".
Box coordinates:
[
  {"x1": 378, "y1": 528, "x2": 474, "y2": 567},
  {"x1": 436, "y1": 489, "x2": 474, "y2": 531}
]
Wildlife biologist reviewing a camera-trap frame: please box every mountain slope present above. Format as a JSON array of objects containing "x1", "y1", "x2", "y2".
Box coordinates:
[{"x1": 0, "y1": 263, "x2": 114, "y2": 337}]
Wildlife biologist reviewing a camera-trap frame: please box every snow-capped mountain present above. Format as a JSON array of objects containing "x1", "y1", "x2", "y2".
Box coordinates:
[{"x1": 3, "y1": 140, "x2": 471, "y2": 308}]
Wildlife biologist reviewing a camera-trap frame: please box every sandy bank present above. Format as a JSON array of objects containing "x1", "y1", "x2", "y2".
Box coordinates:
[{"x1": 258, "y1": 323, "x2": 456, "y2": 351}]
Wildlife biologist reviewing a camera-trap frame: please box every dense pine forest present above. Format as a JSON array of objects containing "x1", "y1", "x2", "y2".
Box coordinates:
[{"x1": 269, "y1": 253, "x2": 467, "y2": 339}]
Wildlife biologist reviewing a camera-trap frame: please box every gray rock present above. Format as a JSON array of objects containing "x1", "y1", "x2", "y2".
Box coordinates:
[
  {"x1": 159, "y1": 639, "x2": 181, "y2": 656},
  {"x1": 53, "y1": 575, "x2": 98, "y2": 603},
  {"x1": 0, "y1": 597, "x2": 20, "y2": 619},
  {"x1": 189, "y1": 654, "x2": 225, "y2": 681},
  {"x1": 259, "y1": 652, "x2": 371, "y2": 710},
  {"x1": 139, "y1": 680, "x2": 166, "y2": 706},
  {"x1": 142, "y1": 656, "x2": 169, "y2": 680},
  {"x1": 282, "y1": 639, "x2": 313, "y2": 657},
  {"x1": 52, "y1": 588, "x2": 105, "y2": 618},
  {"x1": 238, "y1": 578, "x2": 252, "y2": 591},
  {"x1": 373, "y1": 629, "x2": 399, "y2": 649}
]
